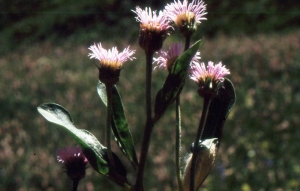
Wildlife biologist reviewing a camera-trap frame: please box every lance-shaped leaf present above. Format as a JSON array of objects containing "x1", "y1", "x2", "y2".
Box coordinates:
[
  {"x1": 97, "y1": 82, "x2": 138, "y2": 169},
  {"x1": 154, "y1": 40, "x2": 203, "y2": 121},
  {"x1": 201, "y1": 78, "x2": 236, "y2": 143},
  {"x1": 183, "y1": 138, "x2": 219, "y2": 191},
  {"x1": 37, "y1": 103, "x2": 129, "y2": 188}
]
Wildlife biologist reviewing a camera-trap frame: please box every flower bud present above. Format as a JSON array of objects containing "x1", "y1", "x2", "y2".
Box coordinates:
[{"x1": 57, "y1": 146, "x2": 88, "y2": 181}]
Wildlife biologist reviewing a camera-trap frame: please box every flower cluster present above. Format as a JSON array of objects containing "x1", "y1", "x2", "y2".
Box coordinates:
[
  {"x1": 84, "y1": 0, "x2": 230, "y2": 190},
  {"x1": 88, "y1": 0, "x2": 209, "y2": 83},
  {"x1": 35, "y1": 0, "x2": 235, "y2": 191},
  {"x1": 131, "y1": 1, "x2": 207, "y2": 51}
]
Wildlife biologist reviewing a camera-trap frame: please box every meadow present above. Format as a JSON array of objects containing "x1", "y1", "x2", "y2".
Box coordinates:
[{"x1": 1, "y1": 28, "x2": 300, "y2": 190}]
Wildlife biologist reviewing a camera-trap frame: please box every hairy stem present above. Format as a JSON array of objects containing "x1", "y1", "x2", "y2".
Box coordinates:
[
  {"x1": 175, "y1": 96, "x2": 183, "y2": 191},
  {"x1": 190, "y1": 96, "x2": 212, "y2": 191},
  {"x1": 135, "y1": 51, "x2": 154, "y2": 191}
]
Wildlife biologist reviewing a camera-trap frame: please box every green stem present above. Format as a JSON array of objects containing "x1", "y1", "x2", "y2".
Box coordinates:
[
  {"x1": 72, "y1": 179, "x2": 79, "y2": 191},
  {"x1": 184, "y1": 35, "x2": 191, "y2": 51},
  {"x1": 105, "y1": 84, "x2": 115, "y2": 169},
  {"x1": 190, "y1": 96, "x2": 212, "y2": 191},
  {"x1": 135, "y1": 51, "x2": 154, "y2": 191},
  {"x1": 175, "y1": 96, "x2": 183, "y2": 191},
  {"x1": 175, "y1": 34, "x2": 192, "y2": 191}
]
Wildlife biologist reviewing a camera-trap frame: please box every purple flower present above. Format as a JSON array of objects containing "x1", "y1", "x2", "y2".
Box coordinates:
[
  {"x1": 88, "y1": 43, "x2": 136, "y2": 84},
  {"x1": 164, "y1": 0, "x2": 207, "y2": 36},
  {"x1": 190, "y1": 61, "x2": 230, "y2": 97},
  {"x1": 57, "y1": 146, "x2": 88, "y2": 181},
  {"x1": 190, "y1": 61, "x2": 230, "y2": 82},
  {"x1": 153, "y1": 42, "x2": 200, "y2": 72},
  {"x1": 165, "y1": 0, "x2": 207, "y2": 25},
  {"x1": 132, "y1": 7, "x2": 172, "y2": 33},
  {"x1": 88, "y1": 43, "x2": 135, "y2": 70},
  {"x1": 132, "y1": 7, "x2": 173, "y2": 52}
]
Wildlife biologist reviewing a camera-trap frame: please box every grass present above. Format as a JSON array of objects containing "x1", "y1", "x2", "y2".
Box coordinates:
[{"x1": 1, "y1": 29, "x2": 300, "y2": 190}]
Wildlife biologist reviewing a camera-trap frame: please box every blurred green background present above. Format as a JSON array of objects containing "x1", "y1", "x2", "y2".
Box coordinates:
[{"x1": 1, "y1": 0, "x2": 300, "y2": 190}]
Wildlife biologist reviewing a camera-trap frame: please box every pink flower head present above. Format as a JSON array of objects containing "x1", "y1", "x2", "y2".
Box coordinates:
[
  {"x1": 88, "y1": 43, "x2": 136, "y2": 84},
  {"x1": 190, "y1": 61, "x2": 230, "y2": 82},
  {"x1": 153, "y1": 42, "x2": 200, "y2": 72},
  {"x1": 132, "y1": 6, "x2": 173, "y2": 33},
  {"x1": 57, "y1": 146, "x2": 88, "y2": 181},
  {"x1": 190, "y1": 61, "x2": 230, "y2": 97},
  {"x1": 164, "y1": 0, "x2": 207, "y2": 35},
  {"x1": 88, "y1": 43, "x2": 135, "y2": 70},
  {"x1": 132, "y1": 7, "x2": 173, "y2": 52}
]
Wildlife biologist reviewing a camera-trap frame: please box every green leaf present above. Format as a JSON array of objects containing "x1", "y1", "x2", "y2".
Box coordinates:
[
  {"x1": 37, "y1": 103, "x2": 108, "y2": 172},
  {"x1": 97, "y1": 82, "x2": 107, "y2": 106},
  {"x1": 37, "y1": 103, "x2": 129, "y2": 187},
  {"x1": 97, "y1": 82, "x2": 138, "y2": 169},
  {"x1": 201, "y1": 78, "x2": 236, "y2": 142},
  {"x1": 154, "y1": 40, "x2": 203, "y2": 121}
]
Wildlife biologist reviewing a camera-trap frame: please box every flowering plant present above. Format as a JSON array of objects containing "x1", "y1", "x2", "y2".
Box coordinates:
[{"x1": 37, "y1": 0, "x2": 235, "y2": 190}]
